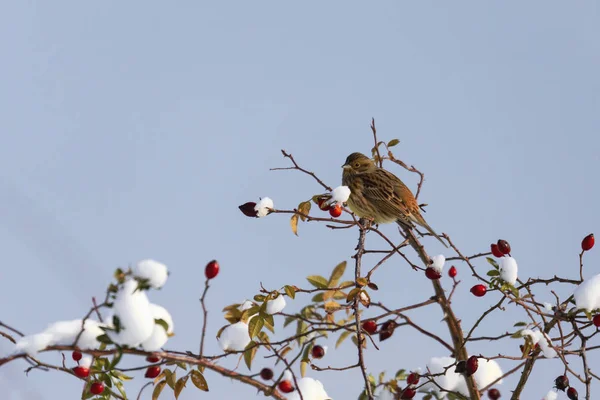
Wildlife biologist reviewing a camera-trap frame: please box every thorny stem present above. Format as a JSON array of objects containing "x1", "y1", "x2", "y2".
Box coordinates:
[
  {"x1": 199, "y1": 279, "x2": 210, "y2": 357},
  {"x1": 353, "y1": 222, "x2": 373, "y2": 399}
]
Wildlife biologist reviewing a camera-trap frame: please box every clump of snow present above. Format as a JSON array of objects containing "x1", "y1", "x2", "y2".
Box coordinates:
[
  {"x1": 266, "y1": 294, "x2": 286, "y2": 314},
  {"x1": 133, "y1": 259, "x2": 168, "y2": 289},
  {"x1": 14, "y1": 319, "x2": 105, "y2": 356},
  {"x1": 330, "y1": 186, "x2": 351, "y2": 204},
  {"x1": 106, "y1": 279, "x2": 155, "y2": 347},
  {"x1": 521, "y1": 329, "x2": 557, "y2": 358},
  {"x1": 254, "y1": 197, "x2": 274, "y2": 218},
  {"x1": 218, "y1": 321, "x2": 251, "y2": 351},
  {"x1": 544, "y1": 302, "x2": 554, "y2": 312},
  {"x1": 499, "y1": 257, "x2": 518, "y2": 285},
  {"x1": 141, "y1": 304, "x2": 174, "y2": 351},
  {"x1": 80, "y1": 355, "x2": 93, "y2": 368},
  {"x1": 431, "y1": 255, "x2": 445, "y2": 273},
  {"x1": 544, "y1": 390, "x2": 558, "y2": 400},
  {"x1": 284, "y1": 377, "x2": 331, "y2": 400},
  {"x1": 420, "y1": 357, "x2": 503, "y2": 398},
  {"x1": 239, "y1": 300, "x2": 255, "y2": 311},
  {"x1": 574, "y1": 274, "x2": 600, "y2": 312},
  {"x1": 283, "y1": 370, "x2": 293, "y2": 381}
]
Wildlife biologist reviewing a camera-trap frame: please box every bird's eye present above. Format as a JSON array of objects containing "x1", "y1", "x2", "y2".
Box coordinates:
[{"x1": 354, "y1": 162, "x2": 360, "y2": 168}]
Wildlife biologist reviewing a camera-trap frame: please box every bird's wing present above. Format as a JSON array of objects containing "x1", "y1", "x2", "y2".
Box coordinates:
[{"x1": 360, "y1": 170, "x2": 412, "y2": 217}]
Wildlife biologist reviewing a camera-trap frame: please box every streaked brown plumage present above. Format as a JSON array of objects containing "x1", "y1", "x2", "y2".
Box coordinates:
[{"x1": 342, "y1": 152, "x2": 448, "y2": 248}]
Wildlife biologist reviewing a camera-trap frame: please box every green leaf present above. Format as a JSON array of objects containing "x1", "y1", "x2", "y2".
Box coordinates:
[
  {"x1": 284, "y1": 285, "x2": 296, "y2": 300},
  {"x1": 300, "y1": 360, "x2": 308, "y2": 377},
  {"x1": 328, "y1": 261, "x2": 347, "y2": 287},
  {"x1": 152, "y1": 380, "x2": 167, "y2": 400},
  {"x1": 486, "y1": 257, "x2": 499, "y2": 269},
  {"x1": 511, "y1": 330, "x2": 523, "y2": 338},
  {"x1": 395, "y1": 369, "x2": 407, "y2": 380},
  {"x1": 253, "y1": 294, "x2": 266, "y2": 302},
  {"x1": 487, "y1": 270, "x2": 500, "y2": 277},
  {"x1": 248, "y1": 317, "x2": 264, "y2": 338},
  {"x1": 174, "y1": 376, "x2": 188, "y2": 399},
  {"x1": 112, "y1": 370, "x2": 133, "y2": 381},
  {"x1": 115, "y1": 380, "x2": 127, "y2": 398},
  {"x1": 155, "y1": 318, "x2": 169, "y2": 333},
  {"x1": 244, "y1": 341, "x2": 258, "y2": 370},
  {"x1": 513, "y1": 321, "x2": 527, "y2": 327},
  {"x1": 312, "y1": 292, "x2": 325, "y2": 302},
  {"x1": 164, "y1": 369, "x2": 176, "y2": 390},
  {"x1": 346, "y1": 287, "x2": 361, "y2": 303},
  {"x1": 283, "y1": 316, "x2": 296, "y2": 327},
  {"x1": 96, "y1": 334, "x2": 112, "y2": 344},
  {"x1": 387, "y1": 139, "x2": 400, "y2": 147},
  {"x1": 356, "y1": 277, "x2": 368, "y2": 287},
  {"x1": 191, "y1": 370, "x2": 209, "y2": 391},
  {"x1": 263, "y1": 314, "x2": 275, "y2": 333},
  {"x1": 109, "y1": 349, "x2": 123, "y2": 370},
  {"x1": 296, "y1": 320, "x2": 307, "y2": 345},
  {"x1": 290, "y1": 214, "x2": 299, "y2": 236},
  {"x1": 306, "y1": 275, "x2": 328, "y2": 289},
  {"x1": 336, "y1": 330, "x2": 352, "y2": 348}
]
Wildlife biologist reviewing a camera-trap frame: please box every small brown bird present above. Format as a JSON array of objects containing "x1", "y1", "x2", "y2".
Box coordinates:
[{"x1": 342, "y1": 152, "x2": 448, "y2": 248}]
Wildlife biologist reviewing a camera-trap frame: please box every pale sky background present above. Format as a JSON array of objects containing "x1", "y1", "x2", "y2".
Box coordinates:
[{"x1": 1, "y1": 2, "x2": 599, "y2": 399}]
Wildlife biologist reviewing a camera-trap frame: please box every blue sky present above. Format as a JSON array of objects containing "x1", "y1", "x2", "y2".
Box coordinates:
[{"x1": 1, "y1": 2, "x2": 599, "y2": 399}]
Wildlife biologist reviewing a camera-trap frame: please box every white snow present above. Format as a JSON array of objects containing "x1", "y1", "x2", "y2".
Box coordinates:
[
  {"x1": 106, "y1": 279, "x2": 155, "y2": 347},
  {"x1": 266, "y1": 294, "x2": 286, "y2": 314},
  {"x1": 543, "y1": 390, "x2": 558, "y2": 400},
  {"x1": 255, "y1": 197, "x2": 274, "y2": 218},
  {"x1": 420, "y1": 357, "x2": 503, "y2": 398},
  {"x1": 284, "y1": 377, "x2": 331, "y2": 400},
  {"x1": 521, "y1": 329, "x2": 557, "y2": 358},
  {"x1": 431, "y1": 255, "x2": 445, "y2": 273},
  {"x1": 218, "y1": 321, "x2": 251, "y2": 351},
  {"x1": 544, "y1": 302, "x2": 554, "y2": 312},
  {"x1": 14, "y1": 319, "x2": 105, "y2": 356},
  {"x1": 499, "y1": 257, "x2": 518, "y2": 286},
  {"x1": 133, "y1": 259, "x2": 168, "y2": 289},
  {"x1": 574, "y1": 274, "x2": 600, "y2": 312},
  {"x1": 330, "y1": 186, "x2": 351, "y2": 205},
  {"x1": 80, "y1": 355, "x2": 93, "y2": 368},
  {"x1": 239, "y1": 300, "x2": 255, "y2": 311},
  {"x1": 141, "y1": 304, "x2": 174, "y2": 352}
]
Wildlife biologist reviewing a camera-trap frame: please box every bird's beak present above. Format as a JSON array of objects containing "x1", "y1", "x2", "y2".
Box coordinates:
[{"x1": 342, "y1": 164, "x2": 350, "y2": 169}]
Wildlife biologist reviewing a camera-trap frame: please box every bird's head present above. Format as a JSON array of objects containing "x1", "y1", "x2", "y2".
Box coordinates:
[{"x1": 342, "y1": 152, "x2": 376, "y2": 174}]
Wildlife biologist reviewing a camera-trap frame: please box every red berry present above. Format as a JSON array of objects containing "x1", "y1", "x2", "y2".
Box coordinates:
[
  {"x1": 487, "y1": 388, "x2": 501, "y2": 399},
  {"x1": 400, "y1": 387, "x2": 416, "y2": 399},
  {"x1": 145, "y1": 366, "x2": 161, "y2": 379},
  {"x1": 466, "y1": 356, "x2": 478, "y2": 376},
  {"x1": 73, "y1": 366, "x2": 90, "y2": 378},
  {"x1": 497, "y1": 239, "x2": 511, "y2": 255},
  {"x1": 582, "y1": 234, "x2": 594, "y2": 251},
  {"x1": 90, "y1": 381, "x2": 105, "y2": 395},
  {"x1": 239, "y1": 202, "x2": 258, "y2": 217},
  {"x1": 329, "y1": 204, "x2": 342, "y2": 218},
  {"x1": 448, "y1": 266, "x2": 457, "y2": 278},
  {"x1": 72, "y1": 351, "x2": 82, "y2": 361},
  {"x1": 311, "y1": 345, "x2": 325, "y2": 359},
  {"x1": 260, "y1": 368, "x2": 274, "y2": 380},
  {"x1": 205, "y1": 260, "x2": 219, "y2": 279},
  {"x1": 146, "y1": 354, "x2": 161, "y2": 363},
  {"x1": 555, "y1": 375, "x2": 569, "y2": 391},
  {"x1": 567, "y1": 387, "x2": 578, "y2": 400},
  {"x1": 491, "y1": 243, "x2": 504, "y2": 258},
  {"x1": 425, "y1": 267, "x2": 441, "y2": 280},
  {"x1": 471, "y1": 284, "x2": 487, "y2": 297},
  {"x1": 278, "y1": 380, "x2": 294, "y2": 393},
  {"x1": 379, "y1": 320, "x2": 396, "y2": 342},
  {"x1": 406, "y1": 372, "x2": 420, "y2": 386},
  {"x1": 362, "y1": 320, "x2": 377, "y2": 335},
  {"x1": 317, "y1": 198, "x2": 330, "y2": 211}
]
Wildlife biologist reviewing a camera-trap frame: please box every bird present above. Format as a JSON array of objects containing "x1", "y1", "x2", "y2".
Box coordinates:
[{"x1": 342, "y1": 152, "x2": 448, "y2": 248}]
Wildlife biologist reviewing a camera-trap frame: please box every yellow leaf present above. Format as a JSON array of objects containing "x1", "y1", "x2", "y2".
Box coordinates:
[
  {"x1": 152, "y1": 380, "x2": 167, "y2": 400},
  {"x1": 328, "y1": 261, "x2": 347, "y2": 287},
  {"x1": 191, "y1": 370, "x2": 209, "y2": 392},
  {"x1": 290, "y1": 214, "x2": 299, "y2": 236},
  {"x1": 298, "y1": 201, "x2": 311, "y2": 222},
  {"x1": 174, "y1": 376, "x2": 188, "y2": 399}
]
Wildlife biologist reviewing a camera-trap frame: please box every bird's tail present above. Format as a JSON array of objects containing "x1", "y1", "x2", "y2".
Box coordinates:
[{"x1": 401, "y1": 214, "x2": 448, "y2": 248}]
